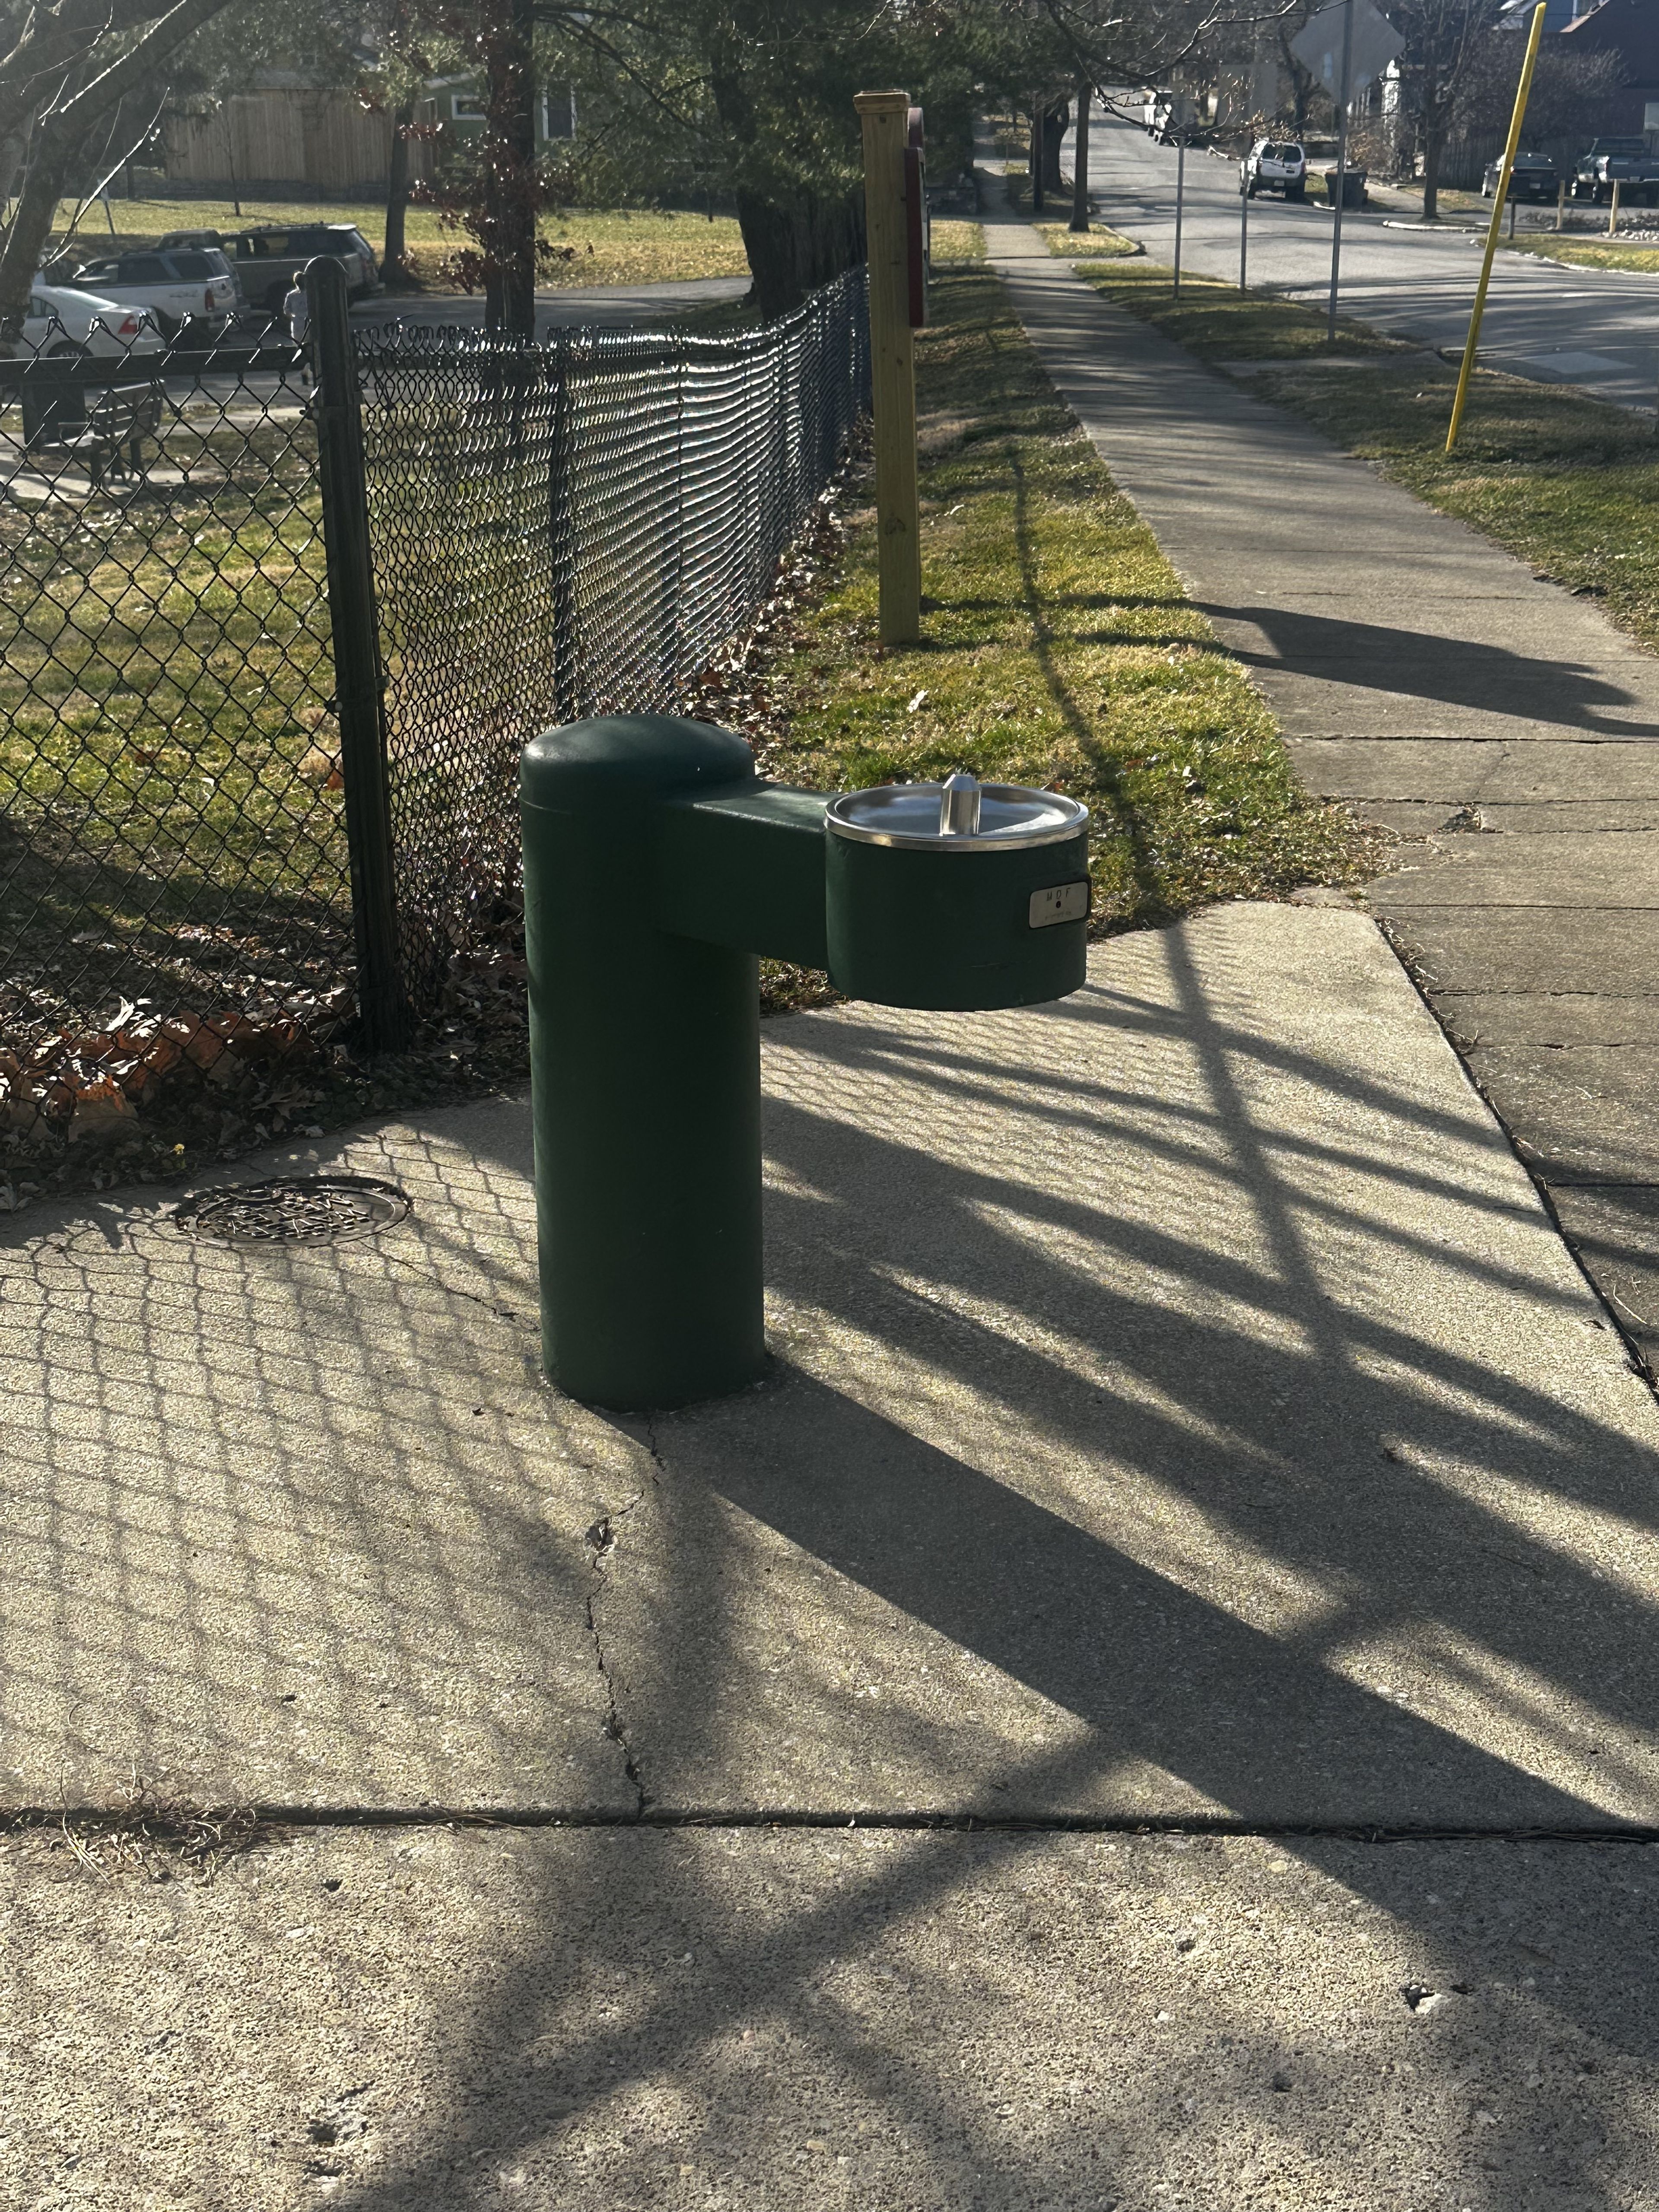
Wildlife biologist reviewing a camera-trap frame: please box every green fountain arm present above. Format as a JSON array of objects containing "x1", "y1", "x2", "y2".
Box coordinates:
[{"x1": 653, "y1": 782, "x2": 830, "y2": 968}]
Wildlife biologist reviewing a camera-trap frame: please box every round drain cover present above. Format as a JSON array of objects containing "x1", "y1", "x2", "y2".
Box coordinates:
[{"x1": 171, "y1": 1175, "x2": 412, "y2": 1246}]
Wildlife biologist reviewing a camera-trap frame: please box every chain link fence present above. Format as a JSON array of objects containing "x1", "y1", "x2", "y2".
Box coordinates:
[
  {"x1": 0, "y1": 324, "x2": 350, "y2": 1138},
  {"x1": 356, "y1": 267, "x2": 869, "y2": 1020},
  {"x1": 0, "y1": 270, "x2": 869, "y2": 1132}
]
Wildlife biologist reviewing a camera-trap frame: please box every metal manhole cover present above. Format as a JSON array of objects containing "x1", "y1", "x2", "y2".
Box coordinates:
[{"x1": 170, "y1": 1175, "x2": 413, "y2": 1246}]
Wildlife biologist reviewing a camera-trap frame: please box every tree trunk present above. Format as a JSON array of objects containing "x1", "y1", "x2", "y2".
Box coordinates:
[
  {"x1": 384, "y1": 102, "x2": 414, "y2": 285},
  {"x1": 1423, "y1": 124, "x2": 1443, "y2": 219},
  {"x1": 1030, "y1": 104, "x2": 1044, "y2": 213},
  {"x1": 0, "y1": 123, "x2": 30, "y2": 209},
  {"x1": 483, "y1": 0, "x2": 537, "y2": 337},
  {"x1": 1070, "y1": 76, "x2": 1091, "y2": 231},
  {"x1": 736, "y1": 185, "x2": 864, "y2": 320},
  {"x1": 1042, "y1": 102, "x2": 1068, "y2": 195},
  {"x1": 0, "y1": 127, "x2": 76, "y2": 349}
]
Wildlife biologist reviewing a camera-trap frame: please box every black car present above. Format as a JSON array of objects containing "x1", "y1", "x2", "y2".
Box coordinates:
[{"x1": 1482, "y1": 153, "x2": 1559, "y2": 201}]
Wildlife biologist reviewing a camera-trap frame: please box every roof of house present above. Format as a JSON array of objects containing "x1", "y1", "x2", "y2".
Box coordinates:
[{"x1": 1559, "y1": 0, "x2": 1659, "y2": 73}]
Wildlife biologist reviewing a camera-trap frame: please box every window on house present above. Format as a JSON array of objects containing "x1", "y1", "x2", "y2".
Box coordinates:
[
  {"x1": 1644, "y1": 101, "x2": 1659, "y2": 130},
  {"x1": 451, "y1": 92, "x2": 485, "y2": 121},
  {"x1": 541, "y1": 83, "x2": 575, "y2": 139}
]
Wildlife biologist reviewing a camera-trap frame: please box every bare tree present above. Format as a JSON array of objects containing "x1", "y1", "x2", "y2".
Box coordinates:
[
  {"x1": 1386, "y1": 0, "x2": 1506, "y2": 218},
  {"x1": 0, "y1": 0, "x2": 244, "y2": 348}
]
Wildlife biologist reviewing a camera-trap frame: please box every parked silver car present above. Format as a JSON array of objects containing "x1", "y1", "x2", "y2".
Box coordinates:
[{"x1": 68, "y1": 245, "x2": 238, "y2": 339}]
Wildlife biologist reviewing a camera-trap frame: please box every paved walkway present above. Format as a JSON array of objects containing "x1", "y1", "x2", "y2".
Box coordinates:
[
  {"x1": 6, "y1": 906, "x2": 1659, "y2": 2203},
  {"x1": 350, "y1": 274, "x2": 751, "y2": 335},
  {"x1": 979, "y1": 156, "x2": 1659, "y2": 1369}
]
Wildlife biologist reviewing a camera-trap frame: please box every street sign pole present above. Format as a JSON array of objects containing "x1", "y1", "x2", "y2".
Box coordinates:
[
  {"x1": 1174, "y1": 132, "x2": 1186, "y2": 299},
  {"x1": 1327, "y1": 0, "x2": 1355, "y2": 343},
  {"x1": 1239, "y1": 156, "x2": 1249, "y2": 292}
]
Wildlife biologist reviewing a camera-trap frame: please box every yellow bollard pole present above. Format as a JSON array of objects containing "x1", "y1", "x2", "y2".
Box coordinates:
[
  {"x1": 1446, "y1": 0, "x2": 1547, "y2": 454},
  {"x1": 855, "y1": 88, "x2": 922, "y2": 646}
]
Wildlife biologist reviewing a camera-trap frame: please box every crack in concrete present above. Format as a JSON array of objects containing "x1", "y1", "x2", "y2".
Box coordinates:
[
  {"x1": 373, "y1": 1249, "x2": 527, "y2": 1327},
  {"x1": 584, "y1": 1441, "x2": 652, "y2": 1818}
]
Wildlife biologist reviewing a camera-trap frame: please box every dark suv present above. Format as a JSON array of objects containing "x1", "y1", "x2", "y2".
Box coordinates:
[{"x1": 160, "y1": 222, "x2": 380, "y2": 314}]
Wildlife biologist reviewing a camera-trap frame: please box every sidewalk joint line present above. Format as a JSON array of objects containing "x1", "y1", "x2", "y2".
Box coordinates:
[{"x1": 12, "y1": 1807, "x2": 1659, "y2": 1843}]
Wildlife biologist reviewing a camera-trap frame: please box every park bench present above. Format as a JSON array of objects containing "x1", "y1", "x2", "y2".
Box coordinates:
[{"x1": 19, "y1": 372, "x2": 164, "y2": 488}]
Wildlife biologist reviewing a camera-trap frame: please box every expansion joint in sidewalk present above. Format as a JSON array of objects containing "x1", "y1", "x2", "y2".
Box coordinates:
[{"x1": 14, "y1": 1806, "x2": 1659, "y2": 1844}]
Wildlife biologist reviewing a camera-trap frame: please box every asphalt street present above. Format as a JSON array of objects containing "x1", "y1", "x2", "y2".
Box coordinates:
[{"x1": 1073, "y1": 102, "x2": 1659, "y2": 410}]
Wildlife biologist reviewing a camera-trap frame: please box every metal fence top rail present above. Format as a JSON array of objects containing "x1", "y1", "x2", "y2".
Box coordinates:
[{"x1": 354, "y1": 266, "x2": 867, "y2": 371}]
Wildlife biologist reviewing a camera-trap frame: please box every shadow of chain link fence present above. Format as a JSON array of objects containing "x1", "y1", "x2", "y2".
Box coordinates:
[{"x1": 0, "y1": 270, "x2": 869, "y2": 1135}]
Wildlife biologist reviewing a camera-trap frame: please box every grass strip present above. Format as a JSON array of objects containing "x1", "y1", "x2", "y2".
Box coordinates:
[
  {"x1": 754, "y1": 265, "x2": 1375, "y2": 972},
  {"x1": 44, "y1": 199, "x2": 750, "y2": 292},
  {"x1": 1503, "y1": 232, "x2": 1659, "y2": 273},
  {"x1": 999, "y1": 165, "x2": 1140, "y2": 256},
  {"x1": 1073, "y1": 260, "x2": 1659, "y2": 653},
  {"x1": 930, "y1": 220, "x2": 987, "y2": 264}
]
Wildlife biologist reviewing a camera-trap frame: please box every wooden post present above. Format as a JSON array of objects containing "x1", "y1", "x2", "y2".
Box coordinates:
[
  {"x1": 1556, "y1": 179, "x2": 1566, "y2": 229},
  {"x1": 1610, "y1": 178, "x2": 1621, "y2": 235},
  {"x1": 855, "y1": 89, "x2": 921, "y2": 648}
]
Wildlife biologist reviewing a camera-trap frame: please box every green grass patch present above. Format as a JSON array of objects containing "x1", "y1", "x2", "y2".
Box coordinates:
[
  {"x1": 1503, "y1": 231, "x2": 1659, "y2": 273},
  {"x1": 762, "y1": 267, "x2": 1375, "y2": 932},
  {"x1": 1077, "y1": 259, "x2": 1659, "y2": 653},
  {"x1": 930, "y1": 219, "x2": 986, "y2": 264},
  {"x1": 45, "y1": 198, "x2": 750, "y2": 292},
  {"x1": 1036, "y1": 219, "x2": 1141, "y2": 259},
  {"x1": 1075, "y1": 260, "x2": 1408, "y2": 359},
  {"x1": 999, "y1": 166, "x2": 1139, "y2": 257}
]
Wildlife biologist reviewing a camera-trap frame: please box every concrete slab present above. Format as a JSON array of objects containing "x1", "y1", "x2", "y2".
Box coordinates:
[
  {"x1": 1387, "y1": 908, "x2": 1659, "y2": 998},
  {"x1": 1437, "y1": 993, "x2": 1659, "y2": 1048},
  {"x1": 1287, "y1": 740, "x2": 1659, "y2": 804},
  {"x1": 594, "y1": 906, "x2": 1659, "y2": 1826},
  {"x1": 0, "y1": 1095, "x2": 648, "y2": 1814},
  {"x1": 1250, "y1": 667, "x2": 1659, "y2": 744},
  {"x1": 1463, "y1": 1044, "x2": 1659, "y2": 1185},
  {"x1": 5, "y1": 908, "x2": 1657, "y2": 1829},
  {"x1": 1375, "y1": 832, "x2": 1659, "y2": 906},
  {"x1": 1551, "y1": 1185, "x2": 1659, "y2": 1356},
  {"x1": 6, "y1": 1823, "x2": 1659, "y2": 2212},
  {"x1": 1357, "y1": 801, "x2": 1659, "y2": 834}
]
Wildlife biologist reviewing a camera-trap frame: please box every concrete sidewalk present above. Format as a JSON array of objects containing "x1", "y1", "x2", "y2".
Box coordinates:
[
  {"x1": 976, "y1": 157, "x2": 1659, "y2": 1371},
  {"x1": 5, "y1": 905, "x2": 1659, "y2": 2206}
]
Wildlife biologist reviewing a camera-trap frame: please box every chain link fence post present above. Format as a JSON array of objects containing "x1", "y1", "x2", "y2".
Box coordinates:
[{"x1": 306, "y1": 256, "x2": 409, "y2": 1050}]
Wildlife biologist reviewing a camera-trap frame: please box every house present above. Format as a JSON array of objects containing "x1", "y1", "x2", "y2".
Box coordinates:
[
  {"x1": 424, "y1": 76, "x2": 576, "y2": 144},
  {"x1": 1556, "y1": 0, "x2": 1659, "y2": 136}
]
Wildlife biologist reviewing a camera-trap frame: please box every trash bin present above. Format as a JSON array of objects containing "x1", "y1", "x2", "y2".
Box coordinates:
[
  {"x1": 1324, "y1": 167, "x2": 1367, "y2": 209},
  {"x1": 19, "y1": 361, "x2": 86, "y2": 450}
]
